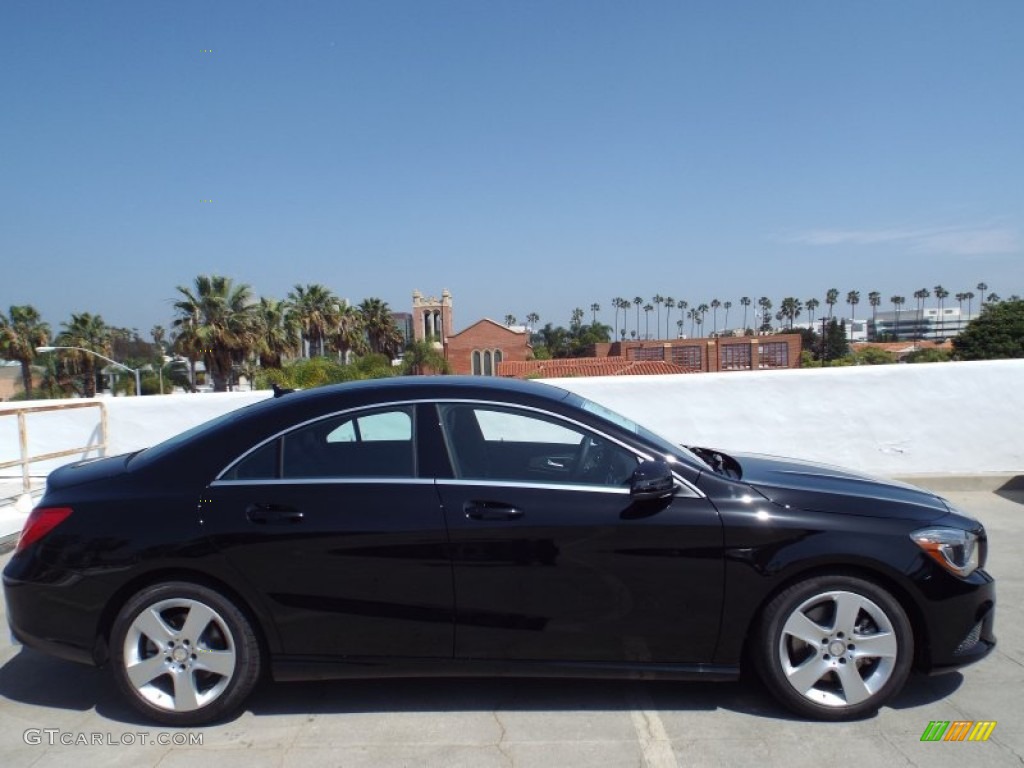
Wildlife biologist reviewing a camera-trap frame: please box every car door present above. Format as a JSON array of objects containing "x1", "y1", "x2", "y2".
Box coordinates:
[
  {"x1": 433, "y1": 402, "x2": 724, "y2": 665},
  {"x1": 203, "y1": 403, "x2": 454, "y2": 659}
]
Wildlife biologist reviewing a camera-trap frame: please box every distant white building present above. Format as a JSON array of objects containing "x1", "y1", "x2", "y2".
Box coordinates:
[{"x1": 869, "y1": 307, "x2": 977, "y2": 342}]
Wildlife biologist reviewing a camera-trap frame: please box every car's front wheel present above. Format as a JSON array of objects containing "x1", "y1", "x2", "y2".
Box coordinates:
[
  {"x1": 110, "y1": 582, "x2": 261, "y2": 726},
  {"x1": 755, "y1": 574, "x2": 913, "y2": 720}
]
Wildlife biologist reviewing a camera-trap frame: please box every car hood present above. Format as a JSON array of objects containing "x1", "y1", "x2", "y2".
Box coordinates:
[
  {"x1": 45, "y1": 454, "x2": 133, "y2": 492},
  {"x1": 729, "y1": 452, "x2": 949, "y2": 521}
]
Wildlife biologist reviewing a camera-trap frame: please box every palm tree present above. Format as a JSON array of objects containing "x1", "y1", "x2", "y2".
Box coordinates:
[
  {"x1": 758, "y1": 297, "x2": 772, "y2": 333},
  {"x1": 253, "y1": 297, "x2": 300, "y2": 369},
  {"x1": 677, "y1": 299, "x2": 689, "y2": 329},
  {"x1": 664, "y1": 297, "x2": 675, "y2": 339},
  {"x1": 913, "y1": 288, "x2": 930, "y2": 341},
  {"x1": 56, "y1": 312, "x2": 112, "y2": 397},
  {"x1": 964, "y1": 291, "x2": 976, "y2": 324},
  {"x1": 652, "y1": 295, "x2": 664, "y2": 338},
  {"x1": 868, "y1": 292, "x2": 881, "y2": 339},
  {"x1": 570, "y1": 307, "x2": 585, "y2": 330},
  {"x1": 589, "y1": 303, "x2": 600, "y2": 324},
  {"x1": 633, "y1": 297, "x2": 643, "y2": 338},
  {"x1": 890, "y1": 295, "x2": 905, "y2": 341},
  {"x1": 987, "y1": 292, "x2": 1000, "y2": 304},
  {"x1": 0, "y1": 305, "x2": 50, "y2": 398},
  {"x1": 504, "y1": 314, "x2": 517, "y2": 327},
  {"x1": 526, "y1": 312, "x2": 540, "y2": 332},
  {"x1": 780, "y1": 297, "x2": 802, "y2": 329},
  {"x1": 697, "y1": 304, "x2": 710, "y2": 337},
  {"x1": 977, "y1": 282, "x2": 988, "y2": 307},
  {"x1": 643, "y1": 303, "x2": 653, "y2": 339},
  {"x1": 335, "y1": 302, "x2": 366, "y2": 361},
  {"x1": 806, "y1": 298, "x2": 820, "y2": 326},
  {"x1": 740, "y1": 296, "x2": 751, "y2": 333},
  {"x1": 710, "y1": 299, "x2": 721, "y2": 335},
  {"x1": 676, "y1": 318, "x2": 684, "y2": 338},
  {"x1": 846, "y1": 290, "x2": 860, "y2": 328},
  {"x1": 933, "y1": 285, "x2": 949, "y2": 337},
  {"x1": 359, "y1": 298, "x2": 403, "y2": 358},
  {"x1": 687, "y1": 308, "x2": 697, "y2": 338},
  {"x1": 825, "y1": 288, "x2": 839, "y2": 320},
  {"x1": 287, "y1": 283, "x2": 340, "y2": 358},
  {"x1": 150, "y1": 324, "x2": 166, "y2": 352},
  {"x1": 722, "y1": 301, "x2": 732, "y2": 334},
  {"x1": 173, "y1": 275, "x2": 256, "y2": 392}
]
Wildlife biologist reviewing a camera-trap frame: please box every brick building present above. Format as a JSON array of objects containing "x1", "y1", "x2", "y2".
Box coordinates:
[
  {"x1": 594, "y1": 335, "x2": 802, "y2": 373},
  {"x1": 446, "y1": 319, "x2": 532, "y2": 376},
  {"x1": 411, "y1": 290, "x2": 532, "y2": 376},
  {"x1": 410, "y1": 290, "x2": 800, "y2": 378},
  {"x1": 499, "y1": 334, "x2": 802, "y2": 379}
]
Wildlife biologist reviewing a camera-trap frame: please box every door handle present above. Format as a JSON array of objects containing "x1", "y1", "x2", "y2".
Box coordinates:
[
  {"x1": 464, "y1": 502, "x2": 523, "y2": 521},
  {"x1": 246, "y1": 504, "x2": 304, "y2": 524}
]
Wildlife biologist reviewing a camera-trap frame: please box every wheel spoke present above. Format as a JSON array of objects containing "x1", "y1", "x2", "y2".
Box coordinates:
[
  {"x1": 125, "y1": 654, "x2": 168, "y2": 689},
  {"x1": 833, "y1": 592, "x2": 868, "y2": 635},
  {"x1": 836, "y1": 661, "x2": 873, "y2": 705},
  {"x1": 785, "y1": 656, "x2": 830, "y2": 695},
  {"x1": 133, "y1": 607, "x2": 176, "y2": 646},
  {"x1": 783, "y1": 611, "x2": 829, "y2": 646},
  {"x1": 194, "y1": 649, "x2": 235, "y2": 677},
  {"x1": 850, "y1": 631, "x2": 898, "y2": 659},
  {"x1": 171, "y1": 669, "x2": 201, "y2": 711},
  {"x1": 180, "y1": 602, "x2": 218, "y2": 643}
]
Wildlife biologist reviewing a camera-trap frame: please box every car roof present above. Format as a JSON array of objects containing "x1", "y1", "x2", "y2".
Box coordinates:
[
  {"x1": 129, "y1": 376, "x2": 580, "y2": 474},
  {"x1": 274, "y1": 375, "x2": 574, "y2": 407}
]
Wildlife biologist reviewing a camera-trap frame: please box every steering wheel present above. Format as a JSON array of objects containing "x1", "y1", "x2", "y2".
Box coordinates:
[{"x1": 573, "y1": 435, "x2": 602, "y2": 481}]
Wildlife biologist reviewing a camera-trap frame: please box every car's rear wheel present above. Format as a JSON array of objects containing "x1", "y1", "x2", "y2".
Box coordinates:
[
  {"x1": 755, "y1": 574, "x2": 913, "y2": 720},
  {"x1": 111, "y1": 582, "x2": 261, "y2": 726}
]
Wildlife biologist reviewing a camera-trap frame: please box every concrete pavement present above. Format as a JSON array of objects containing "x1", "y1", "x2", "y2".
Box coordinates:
[{"x1": 1, "y1": 489, "x2": 1021, "y2": 768}]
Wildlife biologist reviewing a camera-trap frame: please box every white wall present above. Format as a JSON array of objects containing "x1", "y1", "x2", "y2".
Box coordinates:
[
  {"x1": 547, "y1": 359, "x2": 1024, "y2": 477},
  {"x1": 2, "y1": 360, "x2": 1022, "y2": 485},
  {"x1": 0, "y1": 391, "x2": 272, "y2": 478}
]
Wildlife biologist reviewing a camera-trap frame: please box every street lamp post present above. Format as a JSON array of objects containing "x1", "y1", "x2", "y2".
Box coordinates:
[{"x1": 36, "y1": 346, "x2": 142, "y2": 397}]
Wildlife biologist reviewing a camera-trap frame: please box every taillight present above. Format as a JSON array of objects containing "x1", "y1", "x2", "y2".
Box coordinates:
[{"x1": 16, "y1": 506, "x2": 73, "y2": 553}]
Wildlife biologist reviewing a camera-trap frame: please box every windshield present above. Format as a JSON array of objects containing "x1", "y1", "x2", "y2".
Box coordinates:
[{"x1": 568, "y1": 393, "x2": 706, "y2": 468}]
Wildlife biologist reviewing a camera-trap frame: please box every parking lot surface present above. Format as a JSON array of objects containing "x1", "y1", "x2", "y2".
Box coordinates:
[{"x1": 1, "y1": 489, "x2": 1021, "y2": 768}]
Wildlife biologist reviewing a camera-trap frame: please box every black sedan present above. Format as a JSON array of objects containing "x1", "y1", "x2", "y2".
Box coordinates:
[{"x1": 3, "y1": 377, "x2": 994, "y2": 725}]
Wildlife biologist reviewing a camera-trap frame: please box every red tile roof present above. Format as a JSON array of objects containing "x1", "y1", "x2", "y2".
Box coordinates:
[{"x1": 498, "y1": 358, "x2": 697, "y2": 379}]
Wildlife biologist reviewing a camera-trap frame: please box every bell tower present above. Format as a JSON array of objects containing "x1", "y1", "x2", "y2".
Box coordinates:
[{"x1": 412, "y1": 289, "x2": 453, "y2": 346}]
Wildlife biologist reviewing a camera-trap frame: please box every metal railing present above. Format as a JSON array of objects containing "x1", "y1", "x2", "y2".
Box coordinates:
[{"x1": 0, "y1": 401, "x2": 108, "y2": 502}]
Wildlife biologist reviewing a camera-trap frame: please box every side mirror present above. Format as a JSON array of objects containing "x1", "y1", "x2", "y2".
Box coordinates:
[{"x1": 630, "y1": 459, "x2": 679, "y2": 501}]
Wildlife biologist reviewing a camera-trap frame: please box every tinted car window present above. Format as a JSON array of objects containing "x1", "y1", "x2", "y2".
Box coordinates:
[
  {"x1": 224, "y1": 406, "x2": 415, "y2": 480},
  {"x1": 440, "y1": 404, "x2": 636, "y2": 486},
  {"x1": 223, "y1": 440, "x2": 278, "y2": 480}
]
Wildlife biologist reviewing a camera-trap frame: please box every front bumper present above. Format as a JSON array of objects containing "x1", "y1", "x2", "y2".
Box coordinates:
[{"x1": 917, "y1": 566, "x2": 996, "y2": 674}]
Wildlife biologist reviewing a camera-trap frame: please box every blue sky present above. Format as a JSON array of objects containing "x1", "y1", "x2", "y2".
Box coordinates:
[{"x1": 2, "y1": 1, "x2": 1021, "y2": 337}]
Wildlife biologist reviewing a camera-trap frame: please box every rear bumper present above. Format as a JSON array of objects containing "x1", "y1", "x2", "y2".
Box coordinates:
[{"x1": 3, "y1": 568, "x2": 101, "y2": 667}]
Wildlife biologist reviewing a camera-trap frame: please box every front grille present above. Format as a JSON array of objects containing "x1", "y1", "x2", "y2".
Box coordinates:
[{"x1": 955, "y1": 621, "x2": 983, "y2": 655}]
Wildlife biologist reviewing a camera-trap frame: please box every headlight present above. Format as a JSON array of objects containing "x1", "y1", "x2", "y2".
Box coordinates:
[{"x1": 910, "y1": 527, "x2": 980, "y2": 577}]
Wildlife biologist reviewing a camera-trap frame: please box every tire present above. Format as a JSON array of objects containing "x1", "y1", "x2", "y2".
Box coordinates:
[
  {"x1": 755, "y1": 574, "x2": 913, "y2": 720},
  {"x1": 110, "y1": 581, "x2": 261, "y2": 726}
]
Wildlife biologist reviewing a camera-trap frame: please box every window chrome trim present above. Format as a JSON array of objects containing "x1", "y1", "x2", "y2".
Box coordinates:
[
  {"x1": 213, "y1": 396, "x2": 704, "y2": 499},
  {"x1": 434, "y1": 478, "x2": 633, "y2": 495},
  {"x1": 211, "y1": 477, "x2": 434, "y2": 488}
]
